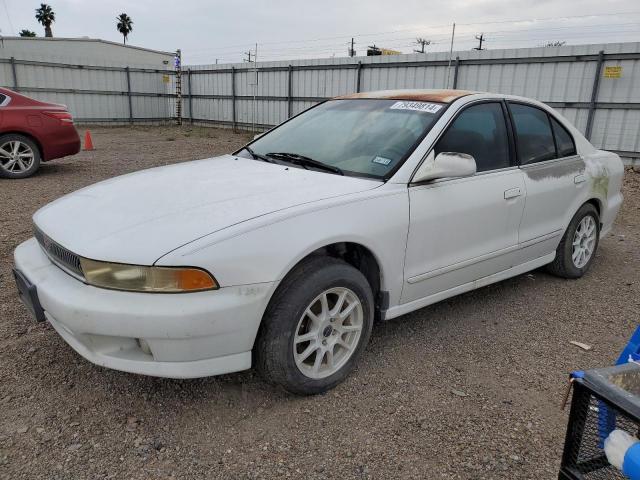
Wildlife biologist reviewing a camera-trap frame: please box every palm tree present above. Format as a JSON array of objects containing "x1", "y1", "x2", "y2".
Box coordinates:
[
  {"x1": 35, "y1": 3, "x2": 55, "y2": 38},
  {"x1": 19, "y1": 29, "x2": 37, "y2": 37},
  {"x1": 116, "y1": 13, "x2": 133, "y2": 45}
]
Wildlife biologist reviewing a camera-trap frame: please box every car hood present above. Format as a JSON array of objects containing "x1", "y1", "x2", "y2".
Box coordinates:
[{"x1": 34, "y1": 155, "x2": 382, "y2": 265}]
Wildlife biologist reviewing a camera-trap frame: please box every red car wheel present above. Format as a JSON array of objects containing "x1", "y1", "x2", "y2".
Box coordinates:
[{"x1": 0, "y1": 134, "x2": 41, "y2": 179}]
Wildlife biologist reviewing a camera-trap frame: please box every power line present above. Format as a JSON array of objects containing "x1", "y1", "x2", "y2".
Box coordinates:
[
  {"x1": 1, "y1": 0, "x2": 15, "y2": 35},
  {"x1": 187, "y1": 10, "x2": 640, "y2": 54}
]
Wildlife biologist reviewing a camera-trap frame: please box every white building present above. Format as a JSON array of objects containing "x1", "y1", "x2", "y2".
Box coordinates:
[{"x1": 0, "y1": 36, "x2": 174, "y2": 67}]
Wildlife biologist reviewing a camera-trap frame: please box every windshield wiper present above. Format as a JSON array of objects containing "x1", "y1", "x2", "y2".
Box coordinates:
[
  {"x1": 266, "y1": 152, "x2": 344, "y2": 175},
  {"x1": 243, "y1": 146, "x2": 276, "y2": 163}
]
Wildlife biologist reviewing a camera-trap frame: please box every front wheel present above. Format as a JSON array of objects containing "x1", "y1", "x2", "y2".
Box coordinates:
[
  {"x1": 547, "y1": 203, "x2": 600, "y2": 279},
  {"x1": 256, "y1": 256, "x2": 374, "y2": 395}
]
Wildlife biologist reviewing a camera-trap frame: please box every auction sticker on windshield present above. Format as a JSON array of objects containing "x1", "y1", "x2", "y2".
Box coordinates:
[{"x1": 389, "y1": 101, "x2": 442, "y2": 113}]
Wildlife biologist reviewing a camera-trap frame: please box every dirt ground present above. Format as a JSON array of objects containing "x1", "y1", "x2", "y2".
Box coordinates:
[{"x1": 0, "y1": 125, "x2": 638, "y2": 480}]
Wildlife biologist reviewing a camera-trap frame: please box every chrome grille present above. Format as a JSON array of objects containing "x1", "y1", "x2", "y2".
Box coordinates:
[{"x1": 34, "y1": 227, "x2": 84, "y2": 279}]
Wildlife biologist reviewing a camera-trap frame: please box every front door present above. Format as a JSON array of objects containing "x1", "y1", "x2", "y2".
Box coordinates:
[{"x1": 402, "y1": 101, "x2": 526, "y2": 304}]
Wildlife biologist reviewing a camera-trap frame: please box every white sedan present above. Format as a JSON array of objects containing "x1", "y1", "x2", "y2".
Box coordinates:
[{"x1": 13, "y1": 89, "x2": 624, "y2": 395}]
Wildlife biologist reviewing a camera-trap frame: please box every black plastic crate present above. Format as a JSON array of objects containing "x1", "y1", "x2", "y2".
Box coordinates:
[{"x1": 559, "y1": 362, "x2": 640, "y2": 480}]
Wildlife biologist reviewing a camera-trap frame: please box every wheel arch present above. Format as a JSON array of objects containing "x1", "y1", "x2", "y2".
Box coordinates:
[
  {"x1": 266, "y1": 241, "x2": 386, "y2": 322},
  {"x1": 585, "y1": 197, "x2": 602, "y2": 218}
]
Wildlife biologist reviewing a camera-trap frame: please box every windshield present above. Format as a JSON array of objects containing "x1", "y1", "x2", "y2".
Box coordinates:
[{"x1": 240, "y1": 99, "x2": 445, "y2": 179}]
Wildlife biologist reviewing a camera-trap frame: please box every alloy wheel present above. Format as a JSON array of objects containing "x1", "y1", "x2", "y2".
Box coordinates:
[
  {"x1": 572, "y1": 215, "x2": 597, "y2": 268},
  {"x1": 293, "y1": 287, "x2": 364, "y2": 379},
  {"x1": 0, "y1": 141, "x2": 35, "y2": 174}
]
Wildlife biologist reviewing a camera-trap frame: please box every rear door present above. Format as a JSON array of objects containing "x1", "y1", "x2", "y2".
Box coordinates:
[
  {"x1": 507, "y1": 102, "x2": 584, "y2": 261},
  {"x1": 402, "y1": 101, "x2": 526, "y2": 304}
]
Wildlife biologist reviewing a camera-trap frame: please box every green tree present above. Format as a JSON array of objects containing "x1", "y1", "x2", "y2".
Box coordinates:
[
  {"x1": 35, "y1": 3, "x2": 55, "y2": 37},
  {"x1": 116, "y1": 13, "x2": 133, "y2": 44},
  {"x1": 19, "y1": 29, "x2": 37, "y2": 37}
]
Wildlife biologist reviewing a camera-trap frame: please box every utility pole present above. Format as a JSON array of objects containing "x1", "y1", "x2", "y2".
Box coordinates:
[
  {"x1": 446, "y1": 23, "x2": 456, "y2": 88},
  {"x1": 252, "y1": 43, "x2": 258, "y2": 134},
  {"x1": 348, "y1": 37, "x2": 356, "y2": 57},
  {"x1": 414, "y1": 37, "x2": 431, "y2": 54},
  {"x1": 243, "y1": 50, "x2": 253, "y2": 62},
  {"x1": 473, "y1": 33, "x2": 485, "y2": 51}
]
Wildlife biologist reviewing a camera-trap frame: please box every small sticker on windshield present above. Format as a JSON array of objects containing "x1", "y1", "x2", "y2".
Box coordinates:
[
  {"x1": 389, "y1": 101, "x2": 442, "y2": 113},
  {"x1": 372, "y1": 156, "x2": 392, "y2": 166}
]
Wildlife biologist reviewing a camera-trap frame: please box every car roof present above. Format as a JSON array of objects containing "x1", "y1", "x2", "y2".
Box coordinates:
[{"x1": 334, "y1": 89, "x2": 479, "y2": 103}]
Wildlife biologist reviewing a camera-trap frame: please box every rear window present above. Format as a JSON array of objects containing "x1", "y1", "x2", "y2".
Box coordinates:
[{"x1": 509, "y1": 103, "x2": 556, "y2": 165}]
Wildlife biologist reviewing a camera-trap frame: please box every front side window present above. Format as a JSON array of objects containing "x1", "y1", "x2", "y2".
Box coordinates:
[
  {"x1": 241, "y1": 99, "x2": 444, "y2": 179},
  {"x1": 434, "y1": 102, "x2": 510, "y2": 172},
  {"x1": 509, "y1": 103, "x2": 556, "y2": 165},
  {"x1": 550, "y1": 117, "x2": 577, "y2": 157}
]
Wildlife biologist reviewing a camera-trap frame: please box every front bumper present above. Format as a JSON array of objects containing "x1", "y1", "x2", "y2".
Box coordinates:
[{"x1": 14, "y1": 238, "x2": 277, "y2": 378}]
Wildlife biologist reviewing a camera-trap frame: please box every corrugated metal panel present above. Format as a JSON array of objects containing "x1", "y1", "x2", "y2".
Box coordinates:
[
  {"x1": 1, "y1": 41, "x2": 639, "y2": 153},
  {"x1": 181, "y1": 42, "x2": 640, "y2": 153}
]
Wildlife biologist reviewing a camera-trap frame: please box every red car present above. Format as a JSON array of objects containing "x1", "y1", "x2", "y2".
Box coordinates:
[{"x1": 0, "y1": 87, "x2": 81, "y2": 179}]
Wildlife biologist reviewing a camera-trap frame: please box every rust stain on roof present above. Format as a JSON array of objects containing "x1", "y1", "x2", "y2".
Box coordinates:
[{"x1": 335, "y1": 89, "x2": 477, "y2": 103}]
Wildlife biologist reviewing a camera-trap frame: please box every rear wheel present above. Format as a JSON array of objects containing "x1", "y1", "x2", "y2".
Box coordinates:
[
  {"x1": 0, "y1": 134, "x2": 41, "y2": 179},
  {"x1": 256, "y1": 256, "x2": 374, "y2": 395},
  {"x1": 547, "y1": 203, "x2": 600, "y2": 279}
]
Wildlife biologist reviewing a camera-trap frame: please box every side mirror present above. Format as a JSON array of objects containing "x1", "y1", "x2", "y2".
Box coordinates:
[{"x1": 412, "y1": 151, "x2": 476, "y2": 183}]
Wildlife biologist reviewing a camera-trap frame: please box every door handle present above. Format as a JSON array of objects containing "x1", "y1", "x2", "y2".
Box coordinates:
[
  {"x1": 574, "y1": 174, "x2": 586, "y2": 184},
  {"x1": 504, "y1": 187, "x2": 522, "y2": 199}
]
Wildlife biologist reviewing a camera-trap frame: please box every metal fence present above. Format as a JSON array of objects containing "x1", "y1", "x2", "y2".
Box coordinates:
[
  {"x1": 0, "y1": 57, "x2": 175, "y2": 123},
  {"x1": 184, "y1": 42, "x2": 640, "y2": 159},
  {"x1": 1, "y1": 42, "x2": 639, "y2": 159}
]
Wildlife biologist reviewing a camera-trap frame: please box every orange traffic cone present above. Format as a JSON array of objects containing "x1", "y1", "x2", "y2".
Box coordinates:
[{"x1": 83, "y1": 130, "x2": 94, "y2": 151}]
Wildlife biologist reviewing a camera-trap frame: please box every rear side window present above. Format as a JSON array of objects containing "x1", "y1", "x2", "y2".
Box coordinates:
[
  {"x1": 434, "y1": 102, "x2": 510, "y2": 172},
  {"x1": 509, "y1": 103, "x2": 556, "y2": 165},
  {"x1": 550, "y1": 117, "x2": 577, "y2": 157},
  {"x1": 0, "y1": 94, "x2": 6, "y2": 106}
]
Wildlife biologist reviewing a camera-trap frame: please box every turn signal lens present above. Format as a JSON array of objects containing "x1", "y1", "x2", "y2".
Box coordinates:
[
  {"x1": 176, "y1": 268, "x2": 218, "y2": 291},
  {"x1": 79, "y1": 258, "x2": 218, "y2": 293}
]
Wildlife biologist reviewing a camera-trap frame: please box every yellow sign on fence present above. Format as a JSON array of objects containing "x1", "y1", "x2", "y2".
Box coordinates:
[
  {"x1": 604, "y1": 66, "x2": 622, "y2": 79},
  {"x1": 162, "y1": 74, "x2": 171, "y2": 83}
]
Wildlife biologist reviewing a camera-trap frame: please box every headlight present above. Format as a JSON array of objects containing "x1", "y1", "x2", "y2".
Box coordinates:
[{"x1": 79, "y1": 258, "x2": 218, "y2": 293}]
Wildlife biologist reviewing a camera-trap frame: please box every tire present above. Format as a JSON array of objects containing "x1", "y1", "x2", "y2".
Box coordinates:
[
  {"x1": 0, "y1": 134, "x2": 41, "y2": 179},
  {"x1": 547, "y1": 203, "x2": 600, "y2": 279},
  {"x1": 256, "y1": 256, "x2": 374, "y2": 395}
]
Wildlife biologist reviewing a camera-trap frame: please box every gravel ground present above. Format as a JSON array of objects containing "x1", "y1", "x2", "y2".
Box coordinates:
[{"x1": 1, "y1": 125, "x2": 638, "y2": 480}]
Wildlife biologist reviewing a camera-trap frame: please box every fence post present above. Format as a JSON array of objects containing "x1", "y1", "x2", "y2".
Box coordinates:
[
  {"x1": 187, "y1": 68, "x2": 193, "y2": 124},
  {"x1": 287, "y1": 64, "x2": 293, "y2": 118},
  {"x1": 585, "y1": 50, "x2": 605, "y2": 141},
  {"x1": 356, "y1": 61, "x2": 362, "y2": 93},
  {"x1": 10, "y1": 57, "x2": 19, "y2": 91},
  {"x1": 231, "y1": 67, "x2": 237, "y2": 132},
  {"x1": 452, "y1": 56, "x2": 460, "y2": 89},
  {"x1": 175, "y1": 49, "x2": 182, "y2": 126},
  {"x1": 125, "y1": 67, "x2": 133, "y2": 124}
]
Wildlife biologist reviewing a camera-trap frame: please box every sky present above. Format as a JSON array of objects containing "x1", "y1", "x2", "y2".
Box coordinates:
[{"x1": 1, "y1": 0, "x2": 640, "y2": 65}]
